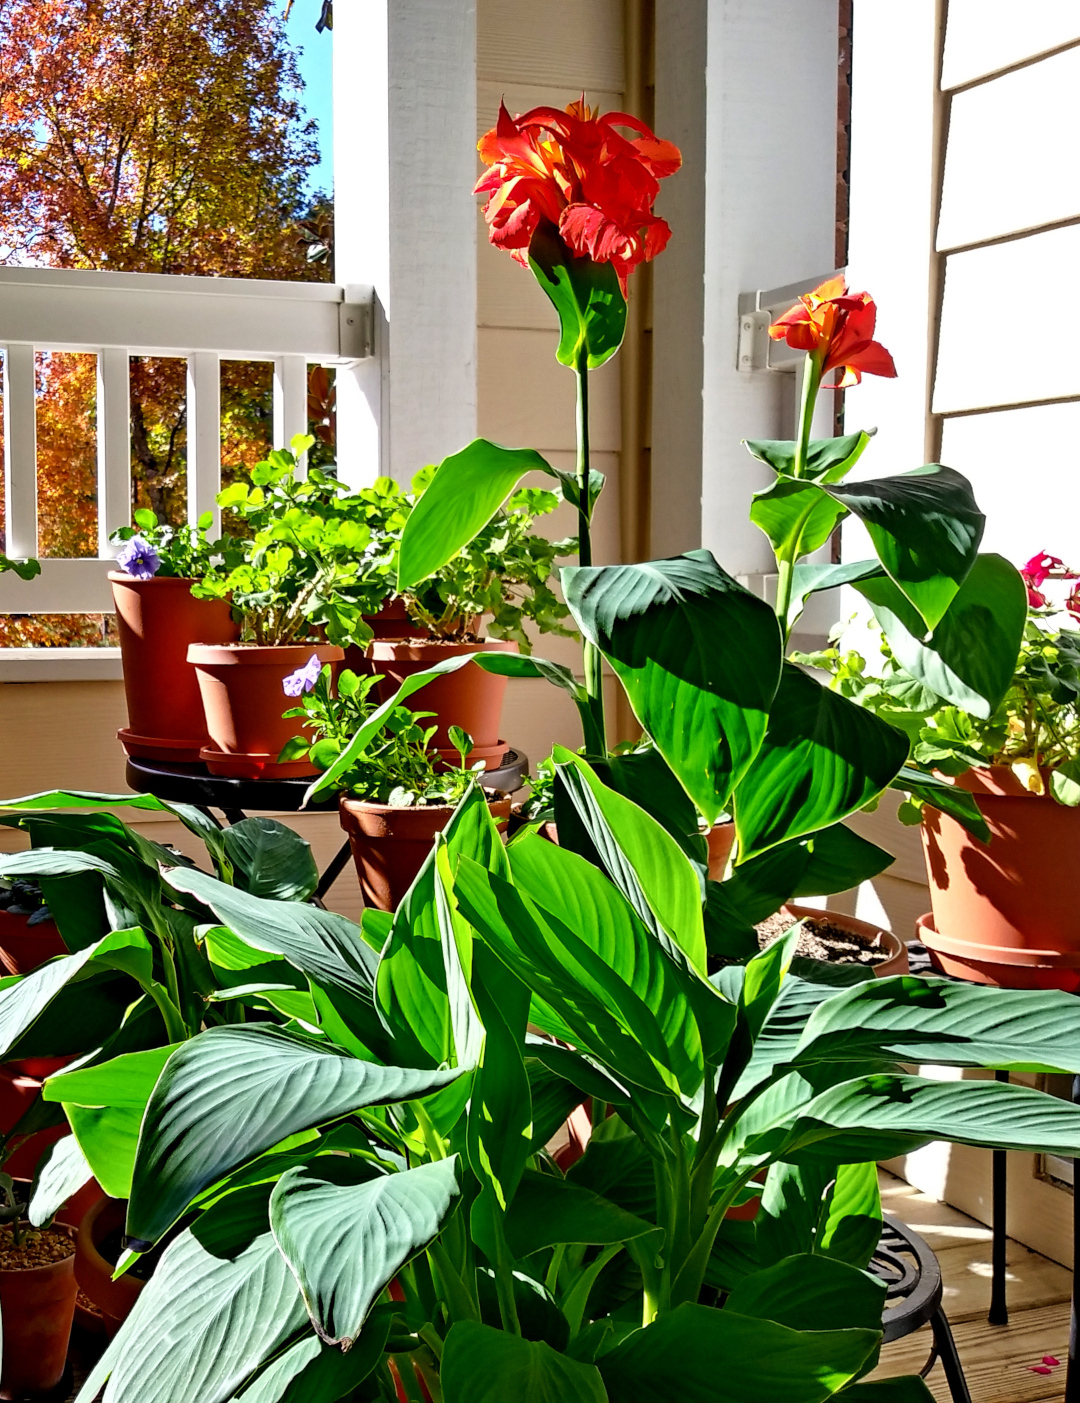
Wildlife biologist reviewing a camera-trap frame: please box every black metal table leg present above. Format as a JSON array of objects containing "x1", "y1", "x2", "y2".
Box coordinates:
[
  {"x1": 314, "y1": 839, "x2": 353, "y2": 902},
  {"x1": 1065, "y1": 1074, "x2": 1080, "y2": 1401},
  {"x1": 989, "y1": 1070, "x2": 1009, "y2": 1325},
  {"x1": 221, "y1": 808, "x2": 248, "y2": 826},
  {"x1": 930, "y1": 1308, "x2": 973, "y2": 1403}
]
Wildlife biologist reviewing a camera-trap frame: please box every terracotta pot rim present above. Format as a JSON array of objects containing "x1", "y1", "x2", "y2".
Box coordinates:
[
  {"x1": 935, "y1": 764, "x2": 1059, "y2": 800},
  {"x1": 188, "y1": 643, "x2": 344, "y2": 666},
  {"x1": 108, "y1": 571, "x2": 197, "y2": 586},
  {"x1": 782, "y1": 903, "x2": 908, "y2": 975},
  {"x1": 340, "y1": 793, "x2": 510, "y2": 817},
  {"x1": 76, "y1": 1198, "x2": 120, "y2": 1277},
  {"x1": 367, "y1": 638, "x2": 519, "y2": 659},
  {"x1": 916, "y1": 911, "x2": 1080, "y2": 967}
]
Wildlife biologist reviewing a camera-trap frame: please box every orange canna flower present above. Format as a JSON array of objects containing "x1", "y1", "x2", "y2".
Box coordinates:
[
  {"x1": 768, "y1": 276, "x2": 897, "y2": 387},
  {"x1": 474, "y1": 97, "x2": 681, "y2": 291}
]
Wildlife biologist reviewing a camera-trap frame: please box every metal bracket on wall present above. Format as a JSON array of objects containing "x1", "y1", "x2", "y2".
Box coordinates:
[
  {"x1": 736, "y1": 271, "x2": 840, "y2": 373},
  {"x1": 339, "y1": 284, "x2": 375, "y2": 361}
]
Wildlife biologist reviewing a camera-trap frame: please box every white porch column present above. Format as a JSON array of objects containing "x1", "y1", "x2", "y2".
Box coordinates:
[
  {"x1": 332, "y1": 0, "x2": 477, "y2": 488},
  {"x1": 700, "y1": 0, "x2": 840, "y2": 576}
]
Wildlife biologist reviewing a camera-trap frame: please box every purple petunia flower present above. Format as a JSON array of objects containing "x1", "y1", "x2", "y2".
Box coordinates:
[
  {"x1": 282, "y1": 654, "x2": 323, "y2": 697},
  {"x1": 116, "y1": 535, "x2": 161, "y2": 579}
]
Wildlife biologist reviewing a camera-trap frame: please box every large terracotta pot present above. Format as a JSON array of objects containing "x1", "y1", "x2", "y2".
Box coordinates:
[
  {"x1": 340, "y1": 794, "x2": 512, "y2": 911},
  {"x1": 75, "y1": 1197, "x2": 144, "y2": 1339},
  {"x1": 706, "y1": 822, "x2": 736, "y2": 881},
  {"x1": 782, "y1": 904, "x2": 908, "y2": 978},
  {"x1": 0, "y1": 1223, "x2": 76, "y2": 1399},
  {"x1": 0, "y1": 909, "x2": 66, "y2": 975},
  {"x1": 919, "y1": 765, "x2": 1080, "y2": 989},
  {"x1": 110, "y1": 572, "x2": 239, "y2": 762},
  {"x1": 367, "y1": 638, "x2": 518, "y2": 769},
  {"x1": 187, "y1": 643, "x2": 343, "y2": 779}
]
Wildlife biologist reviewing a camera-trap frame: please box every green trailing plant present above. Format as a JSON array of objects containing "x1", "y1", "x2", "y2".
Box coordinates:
[
  {"x1": 110, "y1": 509, "x2": 223, "y2": 580},
  {"x1": 0, "y1": 552, "x2": 41, "y2": 581},
  {"x1": 797, "y1": 614, "x2": 1080, "y2": 815},
  {"x1": 48, "y1": 773, "x2": 1080, "y2": 1403}
]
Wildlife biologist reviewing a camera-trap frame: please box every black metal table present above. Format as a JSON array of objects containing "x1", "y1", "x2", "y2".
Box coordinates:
[{"x1": 125, "y1": 748, "x2": 530, "y2": 903}]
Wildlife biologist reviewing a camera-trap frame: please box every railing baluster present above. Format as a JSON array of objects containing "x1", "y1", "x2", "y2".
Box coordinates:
[
  {"x1": 274, "y1": 355, "x2": 309, "y2": 477},
  {"x1": 186, "y1": 351, "x2": 221, "y2": 533},
  {"x1": 2, "y1": 342, "x2": 38, "y2": 560},
  {"x1": 97, "y1": 348, "x2": 131, "y2": 555}
]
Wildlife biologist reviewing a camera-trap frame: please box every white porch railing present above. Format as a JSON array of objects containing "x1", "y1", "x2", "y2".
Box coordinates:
[{"x1": 0, "y1": 266, "x2": 374, "y2": 615}]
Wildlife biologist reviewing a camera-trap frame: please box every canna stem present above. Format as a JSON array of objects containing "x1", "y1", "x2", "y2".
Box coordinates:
[
  {"x1": 774, "y1": 350, "x2": 825, "y2": 633},
  {"x1": 575, "y1": 352, "x2": 607, "y2": 756}
]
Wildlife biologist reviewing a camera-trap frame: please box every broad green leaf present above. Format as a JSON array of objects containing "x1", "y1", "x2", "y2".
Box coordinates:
[
  {"x1": 744, "y1": 431, "x2": 874, "y2": 484},
  {"x1": 741, "y1": 928, "x2": 798, "y2": 1043},
  {"x1": 750, "y1": 477, "x2": 847, "y2": 561},
  {"x1": 780, "y1": 1073, "x2": 1080, "y2": 1163},
  {"x1": 471, "y1": 650, "x2": 587, "y2": 704},
  {"x1": 817, "y1": 1161, "x2": 881, "y2": 1268},
  {"x1": 592, "y1": 745, "x2": 706, "y2": 865},
  {"x1": 499, "y1": 839, "x2": 710, "y2": 1095},
  {"x1": 0, "y1": 787, "x2": 225, "y2": 860},
  {"x1": 231, "y1": 1315, "x2": 392, "y2": 1403},
  {"x1": 28, "y1": 1133, "x2": 94, "y2": 1227},
  {"x1": 128, "y1": 1025, "x2": 463, "y2": 1245},
  {"x1": 45, "y1": 1043, "x2": 178, "y2": 1109},
  {"x1": 452, "y1": 854, "x2": 681, "y2": 1108},
  {"x1": 786, "y1": 559, "x2": 885, "y2": 633},
  {"x1": 795, "y1": 975, "x2": 1080, "y2": 1074},
  {"x1": 64, "y1": 1102, "x2": 142, "y2": 1198},
  {"x1": 0, "y1": 927, "x2": 154, "y2": 1058},
  {"x1": 76, "y1": 1188, "x2": 307, "y2": 1403},
  {"x1": 755, "y1": 1162, "x2": 832, "y2": 1268},
  {"x1": 442, "y1": 1319, "x2": 607, "y2": 1403},
  {"x1": 397, "y1": 439, "x2": 555, "y2": 589},
  {"x1": 223, "y1": 819, "x2": 319, "y2": 902},
  {"x1": 725, "y1": 1252, "x2": 886, "y2": 1333},
  {"x1": 731, "y1": 976, "x2": 843, "y2": 1099},
  {"x1": 856, "y1": 553, "x2": 1026, "y2": 719},
  {"x1": 550, "y1": 748, "x2": 707, "y2": 970},
  {"x1": 548, "y1": 465, "x2": 606, "y2": 518},
  {"x1": 164, "y1": 867, "x2": 387, "y2": 1058},
  {"x1": 597, "y1": 1302, "x2": 879, "y2": 1402},
  {"x1": 270, "y1": 1157, "x2": 460, "y2": 1346},
  {"x1": 529, "y1": 219, "x2": 627, "y2": 370},
  {"x1": 566, "y1": 1128, "x2": 655, "y2": 1220},
  {"x1": 563, "y1": 549, "x2": 783, "y2": 822},
  {"x1": 504, "y1": 1168, "x2": 655, "y2": 1258},
  {"x1": 733, "y1": 663, "x2": 909, "y2": 859},
  {"x1": 890, "y1": 766, "x2": 989, "y2": 842},
  {"x1": 824, "y1": 465, "x2": 984, "y2": 631},
  {"x1": 793, "y1": 825, "x2": 895, "y2": 898}
]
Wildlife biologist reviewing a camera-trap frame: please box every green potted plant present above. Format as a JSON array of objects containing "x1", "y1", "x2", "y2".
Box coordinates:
[
  {"x1": 108, "y1": 509, "x2": 239, "y2": 762},
  {"x1": 55, "y1": 777, "x2": 1080, "y2": 1403},
  {"x1": 801, "y1": 581, "x2": 1080, "y2": 986},
  {"x1": 282, "y1": 662, "x2": 512, "y2": 909},
  {"x1": 371, "y1": 471, "x2": 577, "y2": 768},
  {"x1": 0, "y1": 1170, "x2": 78, "y2": 1397}
]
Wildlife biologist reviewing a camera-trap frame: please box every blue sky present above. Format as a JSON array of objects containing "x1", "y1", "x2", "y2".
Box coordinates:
[{"x1": 285, "y1": 0, "x2": 334, "y2": 199}]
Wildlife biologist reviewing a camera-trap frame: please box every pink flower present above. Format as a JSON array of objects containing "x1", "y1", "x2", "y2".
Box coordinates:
[{"x1": 1020, "y1": 551, "x2": 1078, "y2": 609}]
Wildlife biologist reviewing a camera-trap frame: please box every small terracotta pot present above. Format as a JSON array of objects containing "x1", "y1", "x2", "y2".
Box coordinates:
[
  {"x1": 367, "y1": 638, "x2": 518, "y2": 766},
  {"x1": 0, "y1": 909, "x2": 66, "y2": 975},
  {"x1": 0, "y1": 1066, "x2": 67, "y2": 1179},
  {"x1": 706, "y1": 822, "x2": 736, "y2": 881},
  {"x1": 110, "y1": 572, "x2": 239, "y2": 762},
  {"x1": 187, "y1": 643, "x2": 344, "y2": 779},
  {"x1": 920, "y1": 765, "x2": 1080, "y2": 989},
  {"x1": 782, "y1": 903, "x2": 909, "y2": 978},
  {"x1": 0, "y1": 1223, "x2": 76, "y2": 1399},
  {"x1": 75, "y1": 1197, "x2": 144, "y2": 1339},
  {"x1": 340, "y1": 794, "x2": 512, "y2": 911}
]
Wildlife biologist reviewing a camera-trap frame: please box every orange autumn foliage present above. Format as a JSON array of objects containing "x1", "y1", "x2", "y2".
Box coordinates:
[{"x1": 0, "y1": 0, "x2": 332, "y2": 642}]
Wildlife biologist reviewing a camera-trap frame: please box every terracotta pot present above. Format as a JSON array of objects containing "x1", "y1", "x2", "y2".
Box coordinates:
[
  {"x1": 366, "y1": 638, "x2": 518, "y2": 767},
  {"x1": 0, "y1": 1066, "x2": 66, "y2": 1179},
  {"x1": 342, "y1": 600, "x2": 428, "y2": 677},
  {"x1": 187, "y1": 643, "x2": 344, "y2": 779},
  {"x1": 706, "y1": 822, "x2": 736, "y2": 881},
  {"x1": 0, "y1": 1223, "x2": 76, "y2": 1399},
  {"x1": 0, "y1": 909, "x2": 66, "y2": 975},
  {"x1": 340, "y1": 794, "x2": 512, "y2": 912},
  {"x1": 919, "y1": 765, "x2": 1080, "y2": 989},
  {"x1": 782, "y1": 903, "x2": 909, "y2": 978},
  {"x1": 110, "y1": 572, "x2": 239, "y2": 762},
  {"x1": 75, "y1": 1197, "x2": 144, "y2": 1338}
]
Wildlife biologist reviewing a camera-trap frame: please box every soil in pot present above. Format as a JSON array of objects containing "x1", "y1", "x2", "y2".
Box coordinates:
[
  {"x1": 920, "y1": 766, "x2": 1080, "y2": 989},
  {"x1": 755, "y1": 905, "x2": 908, "y2": 977},
  {"x1": 110, "y1": 572, "x2": 239, "y2": 762},
  {"x1": 188, "y1": 642, "x2": 344, "y2": 779},
  {"x1": 340, "y1": 794, "x2": 513, "y2": 912},
  {"x1": 0, "y1": 1223, "x2": 76, "y2": 1399},
  {"x1": 366, "y1": 638, "x2": 518, "y2": 768}
]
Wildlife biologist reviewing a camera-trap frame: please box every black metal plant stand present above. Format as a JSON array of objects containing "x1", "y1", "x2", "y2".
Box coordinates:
[{"x1": 125, "y1": 750, "x2": 529, "y2": 903}]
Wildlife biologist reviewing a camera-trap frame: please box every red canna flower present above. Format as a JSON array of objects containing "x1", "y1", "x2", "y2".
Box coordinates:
[
  {"x1": 768, "y1": 276, "x2": 898, "y2": 388},
  {"x1": 1021, "y1": 552, "x2": 1079, "y2": 609},
  {"x1": 474, "y1": 97, "x2": 681, "y2": 291}
]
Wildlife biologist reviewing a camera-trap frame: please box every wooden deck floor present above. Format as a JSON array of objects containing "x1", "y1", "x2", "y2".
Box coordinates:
[{"x1": 873, "y1": 1170, "x2": 1074, "y2": 1402}]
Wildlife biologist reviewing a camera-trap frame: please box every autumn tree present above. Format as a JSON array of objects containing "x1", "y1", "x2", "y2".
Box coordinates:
[{"x1": 0, "y1": 0, "x2": 331, "y2": 639}]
